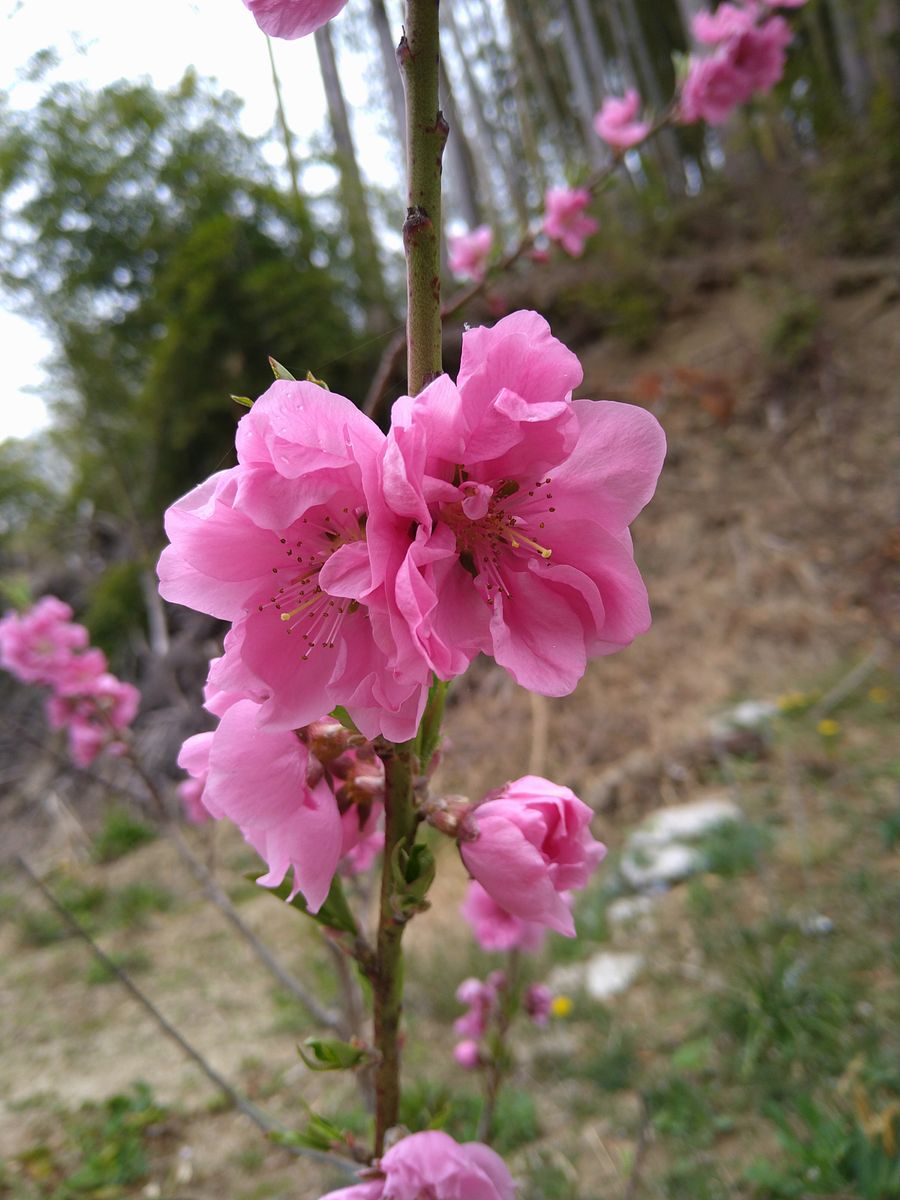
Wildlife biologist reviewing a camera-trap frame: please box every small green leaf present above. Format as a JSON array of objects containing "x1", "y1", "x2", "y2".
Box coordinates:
[
  {"x1": 270, "y1": 1110, "x2": 346, "y2": 1152},
  {"x1": 230, "y1": 394, "x2": 253, "y2": 408},
  {"x1": 305, "y1": 369, "x2": 329, "y2": 389},
  {"x1": 330, "y1": 705, "x2": 361, "y2": 735},
  {"x1": 269, "y1": 356, "x2": 296, "y2": 381},
  {"x1": 298, "y1": 1037, "x2": 372, "y2": 1072},
  {"x1": 390, "y1": 842, "x2": 435, "y2": 921},
  {"x1": 246, "y1": 872, "x2": 358, "y2": 936}
]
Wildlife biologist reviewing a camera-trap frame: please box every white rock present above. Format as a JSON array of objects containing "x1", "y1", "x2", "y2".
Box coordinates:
[
  {"x1": 631, "y1": 796, "x2": 743, "y2": 847},
  {"x1": 548, "y1": 951, "x2": 644, "y2": 1001},
  {"x1": 607, "y1": 895, "x2": 657, "y2": 926},
  {"x1": 584, "y1": 952, "x2": 643, "y2": 1000},
  {"x1": 620, "y1": 842, "x2": 705, "y2": 890}
]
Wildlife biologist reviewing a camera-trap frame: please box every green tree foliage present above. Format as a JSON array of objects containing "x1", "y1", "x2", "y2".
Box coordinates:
[{"x1": 0, "y1": 70, "x2": 366, "y2": 530}]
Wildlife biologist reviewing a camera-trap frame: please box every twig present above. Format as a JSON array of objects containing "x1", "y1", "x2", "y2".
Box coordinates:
[
  {"x1": 5, "y1": 716, "x2": 343, "y2": 1034},
  {"x1": 14, "y1": 854, "x2": 358, "y2": 1177},
  {"x1": 809, "y1": 644, "x2": 887, "y2": 720}
]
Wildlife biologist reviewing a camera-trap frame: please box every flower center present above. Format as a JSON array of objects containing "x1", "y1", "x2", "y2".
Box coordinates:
[
  {"x1": 440, "y1": 475, "x2": 556, "y2": 603},
  {"x1": 258, "y1": 507, "x2": 366, "y2": 660}
]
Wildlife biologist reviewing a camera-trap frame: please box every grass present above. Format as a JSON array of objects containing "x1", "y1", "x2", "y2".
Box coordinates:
[
  {"x1": 91, "y1": 807, "x2": 156, "y2": 864},
  {"x1": 5, "y1": 1083, "x2": 169, "y2": 1199},
  {"x1": 17, "y1": 876, "x2": 174, "y2": 947}
]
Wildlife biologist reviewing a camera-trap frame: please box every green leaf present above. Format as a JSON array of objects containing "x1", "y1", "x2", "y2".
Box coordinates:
[
  {"x1": 269, "y1": 356, "x2": 296, "y2": 381},
  {"x1": 246, "y1": 872, "x2": 358, "y2": 936},
  {"x1": 270, "y1": 1110, "x2": 346, "y2": 1153},
  {"x1": 390, "y1": 842, "x2": 436, "y2": 921},
  {"x1": 298, "y1": 1037, "x2": 372, "y2": 1072},
  {"x1": 305, "y1": 370, "x2": 329, "y2": 389},
  {"x1": 329, "y1": 705, "x2": 361, "y2": 735},
  {"x1": 416, "y1": 677, "x2": 448, "y2": 770},
  {"x1": 230, "y1": 394, "x2": 253, "y2": 408}
]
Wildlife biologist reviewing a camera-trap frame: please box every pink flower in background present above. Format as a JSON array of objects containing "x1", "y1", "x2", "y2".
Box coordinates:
[
  {"x1": 158, "y1": 381, "x2": 431, "y2": 742},
  {"x1": 731, "y1": 17, "x2": 792, "y2": 93},
  {"x1": 542, "y1": 187, "x2": 598, "y2": 258},
  {"x1": 461, "y1": 776, "x2": 606, "y2": 937},
  {"x1": 461, "y1": 881, "x2": 547, "y2": 954},
  {"x1": 0, "y1": 596, "x2": 89, "y2": 686},
  {"x1": 372, "y1": 310, "x2": 665, "y2": 697},
  {"x1": 448, "y1": 225, "x2": 493, "y2": 282},
  {"x1": 680, "y1": 53, "x2": 751, "y2": 124},
  {"x1": 524, "y1": 983, "x2": 553, "y2": 1026},
  {"x1": 692, "y1": 2, "x2": 757, "y2": 45},
  {"x1": 681, "y1": 8, "x2": 793, "y2": 124},
  {"x1": 242, "y1": 0, "x2": 348, "y2": 39},
  {"x1": 593, "y1": 89, "x2": 651, "y2": 149},
  {"x1": 46, "y1": 672, "x2": 140, "y2": 767},
  {"x1": 454, "y1": 1039, "x2": 481, "y2": 1069},
  {"x1": 764, "y1": 0, "x2": 806, "y2": 6},
  {"x1": 454, "y1": 976, "x2": 498, "y2": 1039}
]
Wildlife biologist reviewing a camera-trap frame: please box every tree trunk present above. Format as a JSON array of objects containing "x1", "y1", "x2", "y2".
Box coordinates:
[
  {"x1": 825, "y1": 0, "x2": 874, "y2": 116},
  {"x1": 558, "y1": 0, "x2": 606, "y2": 166},
  {"x1": 315, "y1": 23, "x2": 393, "y2": 332}
]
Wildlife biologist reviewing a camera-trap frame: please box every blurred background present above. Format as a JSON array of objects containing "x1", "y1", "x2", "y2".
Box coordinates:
[{"x1": 0, "y1": 1, "x2": 898, "y2": 1198}]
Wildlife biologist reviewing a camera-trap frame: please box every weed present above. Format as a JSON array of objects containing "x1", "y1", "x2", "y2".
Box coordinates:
[
  {"x1": 92, "y1": 807, "x2": 156, "y2": 863},
  {"x1": 695, "y1": 819, "x2": 771, "y2": 878},
  {"x1": 398, "y1": 1079, "x2": 538, "y2": 1155},
  {"x1": 84, "y1": 950, "x2": 151, "y2": 985}
]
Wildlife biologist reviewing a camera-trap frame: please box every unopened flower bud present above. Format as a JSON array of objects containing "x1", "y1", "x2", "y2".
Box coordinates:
[{"x1": 454, "y1": 1039, "x2": 481, "y2": 1070}]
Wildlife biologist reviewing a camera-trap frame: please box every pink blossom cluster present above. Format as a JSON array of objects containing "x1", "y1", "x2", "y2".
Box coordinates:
[
  {"x1": 159, "y1": 312, "x2": 659, "y2": 910},
  {"x1": 177, "y1": 696, "x2": 384, "y2": 911},
  {"x1": 242, "y1": 0, "x2": 348, "y2": 39},
  {"x1": 680, "y1": 1, "x2": 800, "y2": 126},
  {"x1": 541, "y1": 187, "x2": 598, "y2": 258},
  {"x1": 0, "y1": 596, "x2": 139, "y2": 767},
  {"x1": 320, "y1": 1130, "x2": 515, "y2": 1200},
  {"x1": 159, "y1": 311, "x2": 665, "y2": 739},
  {"x1": 448, "y1": 225, "x2": 493, "y2": 282}
]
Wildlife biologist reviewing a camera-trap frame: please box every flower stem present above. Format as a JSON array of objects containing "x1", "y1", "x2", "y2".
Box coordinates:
[
  {"x1": 478, "y1": 950, "x2": 521, "y2": 1144},
  {"x1": 372, "y1": 740, "x2": 417, "y2": 1154},
  {"x1": 400, "y1": 0, "x2": 446, "y2": 396}
]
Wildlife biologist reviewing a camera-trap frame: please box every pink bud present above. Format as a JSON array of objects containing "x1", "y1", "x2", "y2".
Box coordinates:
[{"x1": 454, "y1": 1039, "x2": 481, "y2": 1070}]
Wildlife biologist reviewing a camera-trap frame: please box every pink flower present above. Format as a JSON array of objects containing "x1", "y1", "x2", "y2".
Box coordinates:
[
  {"x1": 0, "y1": 596, "x2": 89, "y2": 686},
  {"x1": 341, "y1": 828, "x2": 384, "y2": 875},
  {"x1": 461, "y1": 881, "x2": 547, "y2": 954},
  {"x1": 242, "y1": 0, "x2": 348, "y2": 39},
  {"x1": 371, "y1": 311, "x2": 665, "y2": 696},
  {"x1": 460, "y1": 775, "x2": 606, "y2": 937},
  {"x1": 692, "y1": 2, "x2": 757, "y2": 46},
  {"x1": 319, "y1": 1132, "x2": 516, "y2": 1200},
  {"x1": 176, "y1": 731, "x2": 214, "y2": 824},
  {"x1": 454, "y1": 976, "x2": 498, "y2": 1039},
  {"x1": 448, "y1": 225, "x2": 493, "y2": 282},
  {"x1": 593, "y1": 89, "x2": 651, "y2": 149},
  {"x1": 542, "y1": 187, "x2": 598, "y2": 258},
  {"x1": 680, "y1": 53, "x2": 749, "y2": 124},
  {"x1": 202, "y1": 698, "x2": 348, "y2": 912},
  {"x1": 680, "y1": 14, "x2": 792, "y2": 124},
  {"x1": 381, "y1": 1131, "x2": 516, "y2": 1200},
  {"x1": 454, "y1": 1039, "x2": 481, "y2": 1069},
  {"x1": 157, "y1": 381, "x2": 430, "y2": 742},
  {"x1": 46, "y1": 673, "x2": 140, "y2": 767},
  {"x1": 731, "y1": 17, "x2": 792, "y2": 93},
  {"x1": 524, "y1": 983, "x2": 553, "y2": 1026}
]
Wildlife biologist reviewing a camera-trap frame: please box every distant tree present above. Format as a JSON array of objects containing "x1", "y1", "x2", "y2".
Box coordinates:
[{"x1": 0, "y1": 70, "x2": 364, "y2": 531}]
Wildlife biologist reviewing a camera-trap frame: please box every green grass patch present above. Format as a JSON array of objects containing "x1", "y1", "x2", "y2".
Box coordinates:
[{"x1": 92, "y1": 807, "x2": 156, "y2": 863}]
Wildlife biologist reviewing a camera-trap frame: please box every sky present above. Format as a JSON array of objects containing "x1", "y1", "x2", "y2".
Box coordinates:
[{"x1": 0, "y1": 0, "x2": 397, "y2": 443}]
